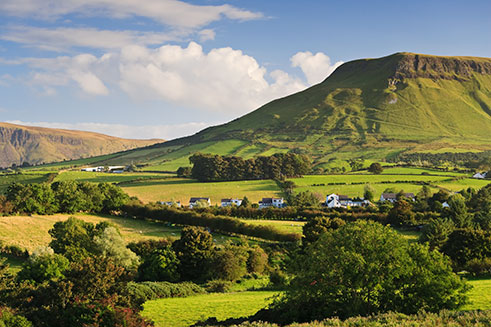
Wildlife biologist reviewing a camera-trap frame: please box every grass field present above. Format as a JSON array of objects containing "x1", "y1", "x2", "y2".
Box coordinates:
[
  {"x1": 122, "y1": 178, "x2": 282, "y2": 204},
  {"x1": 141, "y1": 291, "x2": 277, "y2": 327},
  {"x1": 0, "y1": 172, "x2": 52, "y2": 193},
  {"x1": 240, "y1": 219, "x2": 305, "y2": 234},
  {"x1": 0, "y1": 214, "x2": 183, "y2": 252},
  {"x1": 462, "y1": 278, "x2": 491, "y2": 310},
  {"x1": 54, "y1": 171, "x2": 170, "y2": 184}
]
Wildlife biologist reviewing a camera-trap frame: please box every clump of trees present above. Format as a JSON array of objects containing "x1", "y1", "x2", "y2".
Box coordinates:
[
  {"x1": 3, "y1": 181, "x2": 129, "y2": 215},
  {"x1": 265, "y1": 221, "x2": 468, "y2": 324},
  {"x1": 189, "y1": 153, "x2": 311, "y2": 182}
]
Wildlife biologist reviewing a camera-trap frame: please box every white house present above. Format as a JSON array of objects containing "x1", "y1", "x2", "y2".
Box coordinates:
[
  {"x1": 259, "y1": 198, "x2": 284, "y2": 209},
  {"x1": 189, "y1": 197, "x2": 211, "y2": 208},
  {"x1": 326, "y1": 194, "x2": 342, "y2": 208},
  {"x1": 326, "y1": 194, "x2": 371, "y2": 208},
  {"x1": 473, "y1": 172, "x2": 488, "y2": 179},
  {"x1": 221, "y1": 198, "x2": 242, "y2": 207},
  {"x1": 442, "y1": 201, "x2": 450, "y2": 208},
  {"x1": 380, "y1": 193, "x2": 415, "y2": 203}
]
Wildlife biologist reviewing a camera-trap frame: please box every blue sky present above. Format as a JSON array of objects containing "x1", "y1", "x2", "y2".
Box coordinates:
[{"x1": 0, "y1": 0, "x2": 490, "y2": 140}]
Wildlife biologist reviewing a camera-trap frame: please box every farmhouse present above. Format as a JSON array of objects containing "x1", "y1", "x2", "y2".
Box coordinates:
[
  {"x1": 259, "y1": 197, "x2": 285, "y2": 209},
  {"x1": 326, "y1": 193, "x2": 371, "y2": 208},
  {"x1": 221, "y1": 198, "x2": 242, "y2": 207},
  {"x1": 189, "y1": 197, "x2": 211, "y2": 208},
  {"x1": 380, "y1": 192, "x2": 415, "y2": 202}
]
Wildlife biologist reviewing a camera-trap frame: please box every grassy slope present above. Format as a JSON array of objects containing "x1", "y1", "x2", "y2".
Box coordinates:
[
  {"x1": 463, "y1": 278, "x2": 491, "y2": 310},
  {"x1": 0, "y1": 214, "x2": 183, "y2": 252}
]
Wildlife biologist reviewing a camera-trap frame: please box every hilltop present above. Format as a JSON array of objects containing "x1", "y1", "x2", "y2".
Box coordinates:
[
  {"x1": 0, "y1": 122, "x2": 163, "y2": 168},
  {"x1": 27, "y1": 52, "x2": 491, "y2": 171}
]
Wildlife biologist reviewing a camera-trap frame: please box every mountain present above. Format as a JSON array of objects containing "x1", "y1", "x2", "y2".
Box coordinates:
[
  {"x1": 0, "y1": 122, "x2": 163, "y2": 168},
  {"x1": 29, "y1": 52, "x2": 491, "y2": 171}
]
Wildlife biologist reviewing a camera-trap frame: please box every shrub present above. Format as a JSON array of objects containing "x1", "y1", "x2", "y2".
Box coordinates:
[
  {"x1": 126, "y1": 281, "x2": 205, "y2": 306},
  {"x1": 138, "y1": 247, "x2": 180, "y2": 282},
  {"x1": 465, "y1": 257, "x2": 491, "y2": 276},
  {"x1": 205, "y1": 280, "x2": 233, "y2": 293},
  {"x1": 17, "y1": 247, "x2": 69, "y2": 284}
]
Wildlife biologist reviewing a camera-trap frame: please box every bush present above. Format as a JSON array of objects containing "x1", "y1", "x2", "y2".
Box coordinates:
[
  {"x1": 17, "y1": 247, "x2": 70, "y2": 283},
  {"x1": 205, "y1": 280, "x2": 233, "y2": 293},
  {"x1": 138, "y1": 247, "x2": 180, "y2": 282},
  {"x1": 464, "y1": 257, "x2": 491, "y2": 276},
  {"x1": 270, "y1": 221, "x2": 469, "y2": 323},
  {"x1": 126, "y1": 281, "x2": 205, "y2": 306}
]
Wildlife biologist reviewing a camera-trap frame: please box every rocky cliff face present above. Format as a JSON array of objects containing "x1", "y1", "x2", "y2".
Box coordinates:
[{"x1": 0, "y1": 123, "x2": 163, "y2": 168}]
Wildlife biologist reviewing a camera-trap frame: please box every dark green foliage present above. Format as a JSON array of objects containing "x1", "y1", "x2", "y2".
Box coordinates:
[
  {"x1": 271, "y1": 221, "x2": 468, "y2": 323},
  {"x1": 445, "y1": 194, "x2": 473, "y2": 228},
  {"x1": 302, "y1": 217, "x2": 345, "y2": 245},
  {"x1": 392, "y1": 151, "x2": 491, "y2": 168},
  {"x1": 172, "y1": 227, "x2": 214, "y2": 282},
  {"x1": 189, "y1": 153, "x2": 310, "y2": 182},
  {"x1": 138, "y1": 247, "x2": 180, "y2": 282},
  {"x1": 419, "y1": 218, "x2": 455, "y2": 250},
  {"x1": 387, "y1": 199, "x2": 416, "y2": 226},
  {"x1": 17, "y1": 248, "x2": 69, "y2": 284},
  {"x1": 176, "y1": 167, "x2": 192, "y2": 177},
  {"x1": 442, "y1": 228, "x2": 491, "y2": 268},
  {"x1": 368, "y1": 162, "x2": 383, "y2": 174},
  {"x1": 5, "y1": 181, "x2": 129, "y2": 215},
  {"x1": 205, "y1": 280, "x2": 233, "y2": 293},
  {"x1": 127, "y1": 239, "x2": 172, "y2": 258},
  {"x1": 247, "y1": 246, "x2": 268, "y2": 274},
  {"x1": 288, "y1": 191, "x2": 320, "y2": 208},
  {"x1": 211, "y1": 243, "x2": 248, "y2": 281},
  {"x1": 363, "y1": 184, "x2": 375, "y2": 202},
  {"x1": 126, "y1": 281, "x2": 204, "y2": 306}
]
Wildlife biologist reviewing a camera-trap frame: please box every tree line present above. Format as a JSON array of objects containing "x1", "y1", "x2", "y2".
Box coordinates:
[
  {"x1": 0, "y1": 181, "x2": 129, "y2": 215},
  {"x1": 187, "y1": 152, "x2": 311, "y2": 182}
]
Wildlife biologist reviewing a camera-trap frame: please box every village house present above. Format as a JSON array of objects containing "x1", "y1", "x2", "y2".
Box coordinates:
[
  {"x1": 81, "y1": 166, "x2": 104, "y2": 172},
  {"x1": 380, "y1": 192, "x2": 415, "y2": 202},
  {"x1": 326, "y1": 193, "x2": 370, "y2": 208},
  {"x1": 220, "y1": 198, "x2": 242, "y2": 207},
  {"x1": 189, "y1": 197, "x2": 211, "y2": 208},
  {"x1": 259, "y1": 197, "x2": 285, "y2": 209}
]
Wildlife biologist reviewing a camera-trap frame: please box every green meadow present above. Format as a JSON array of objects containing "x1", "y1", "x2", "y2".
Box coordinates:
[
  {"x1": 142, "y1": 291, "x2": 277, "y2": 327},
  {"x1": 122, "y1": 178, "x2": 282, "y2": 204},
  {"x1": 54, "y1": 170, "x2": 169, "y2": 183}
]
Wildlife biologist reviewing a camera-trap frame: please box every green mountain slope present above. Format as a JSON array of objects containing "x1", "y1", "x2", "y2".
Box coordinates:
[
  {"x1": 0, "y1": 122, "x2": 163, "y2": 168},
  {"x1": 35, "y1": 52, "x2": 491, "y2": 171}
]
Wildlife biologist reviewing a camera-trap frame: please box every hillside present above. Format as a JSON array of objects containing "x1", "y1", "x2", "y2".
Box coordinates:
[
  {"x1": 30, "y1": 52, "x2": 491, "y2": 171},
  {"x1": 0, "y1": 122, "x2": 163, "y2": 168}
]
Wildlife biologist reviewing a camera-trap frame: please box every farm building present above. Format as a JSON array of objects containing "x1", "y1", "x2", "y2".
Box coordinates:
[
  {"x1": 189, "y1": 197, "x2": 211, "y2": 208},
  {"x1": 221, "y1": 198, "x2": 242, "y2": 207},
  {"x1": 259, "y1": 197, "x2": 285, "y2": 209}
]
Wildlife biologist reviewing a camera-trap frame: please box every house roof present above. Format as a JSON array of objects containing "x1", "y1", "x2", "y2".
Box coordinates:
[
  {"x1": 260, "y1": 198, "x2": 273, "y2": 204},
  {"x1": 381, "y1": 193, "x2": 415, "y2": 199},
  {"x1": 338, "y1": 195, "x2": 350, "y2": 200},
  {"x1": 189, "y1": 197, "x2": 210, "y2": 203},
  {"x1": 221, "y1": 199, "x2": 232, "y2": 202}
]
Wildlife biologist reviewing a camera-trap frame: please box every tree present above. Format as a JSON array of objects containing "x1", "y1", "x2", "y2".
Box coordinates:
[
  {"x1": 247, "y1": 246, "x2": 268, "y2": 274},
  {"x1": 138, "y1": 246, "x2": 180, "y2": 282},
  {"x1": 288, "y1": 191, "x2": 320, "y2": 208},
  {"x1": 363, "y1": 184, "x2": 375, "y2": 202},
  {"x1": 240, "y1": 196, "x2": 251, "y2": 208},
  {"x1": 172, "y1": 227, "x2": 214, "y2": 281},
  {"x1": 419, "y1": 218, "x2": 455, "y2": 250},
  {"x1": 48, "y1": 217, "x2": 97, "y2": 262},
  {"x1": 387, "y1": 199, "x2": 415, "y2": 226},
  {"x1": 446, "y1": 194, "x2": 472, "y2": 228},
  {"x1": 94, "y1": 227, "x2": 140, "y2": 270},
  {"x1": 368, "y1": 162, "x2": 383, "y2": 174},
  {"x1": 17, "y1": 247, "x2": 69, "y2": 284},
  {"x1": 302, "y1": 217, "x2": 345, "y2": 245},
  {"x1": 270, "y1": 221, "x2": 468, "y2": 323},
  {"x1": 176, "y1": 167, "x2": 192, "y2": 178},
  {"x1": 211, "y1": 243, "x2": 248, "y2": 281}
]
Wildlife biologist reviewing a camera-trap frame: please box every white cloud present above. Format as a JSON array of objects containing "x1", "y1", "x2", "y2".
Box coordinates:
[
  {"x1": 0, "y1": 0, "x2": 263, "y2": 28},
  {"x1": 5, "y1": 120, "x2": 212, "y2": 140},
  {"x1": 0, "y1": 26, "x2": 186, "y2": 51},
  {"x1": 291, "y1": 51, "x2": 343, "y2": 85},
  {"x1": 118, "y1": 42, "x2": 306, "y2": 113}
]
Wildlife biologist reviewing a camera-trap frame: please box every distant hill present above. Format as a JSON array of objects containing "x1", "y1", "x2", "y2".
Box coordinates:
[
  {"x1": 25, "y1": 52, "x2": 491, "y2": 172},
  {"x1": 0, "y1": 122, "x2": 163, "y2": 168}
]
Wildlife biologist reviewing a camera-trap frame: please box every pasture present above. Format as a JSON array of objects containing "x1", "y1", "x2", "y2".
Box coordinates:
[
  {"x1": 0, "y1": 172, "x2": 52, "y2": 193},
  {"x1": 54, "y1": 171, "x2": 169, "y2": 184},
  {"x1": 462, "y1": 278, "x2": 491, "y2": 310},
  {"x1": 142, "y1": 291, "x2": 277, "y2": 327},
  {"x1": 0, "y1": 214, "x2": 182, "y2": 253},
  {"x1": 122, "y1": 178, "x2": 282, "y2": 204}
]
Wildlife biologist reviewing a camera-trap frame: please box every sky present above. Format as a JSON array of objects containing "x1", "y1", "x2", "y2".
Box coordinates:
[{"x1": 1, "y1": 0, "x2": 490, "y2": 140}]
